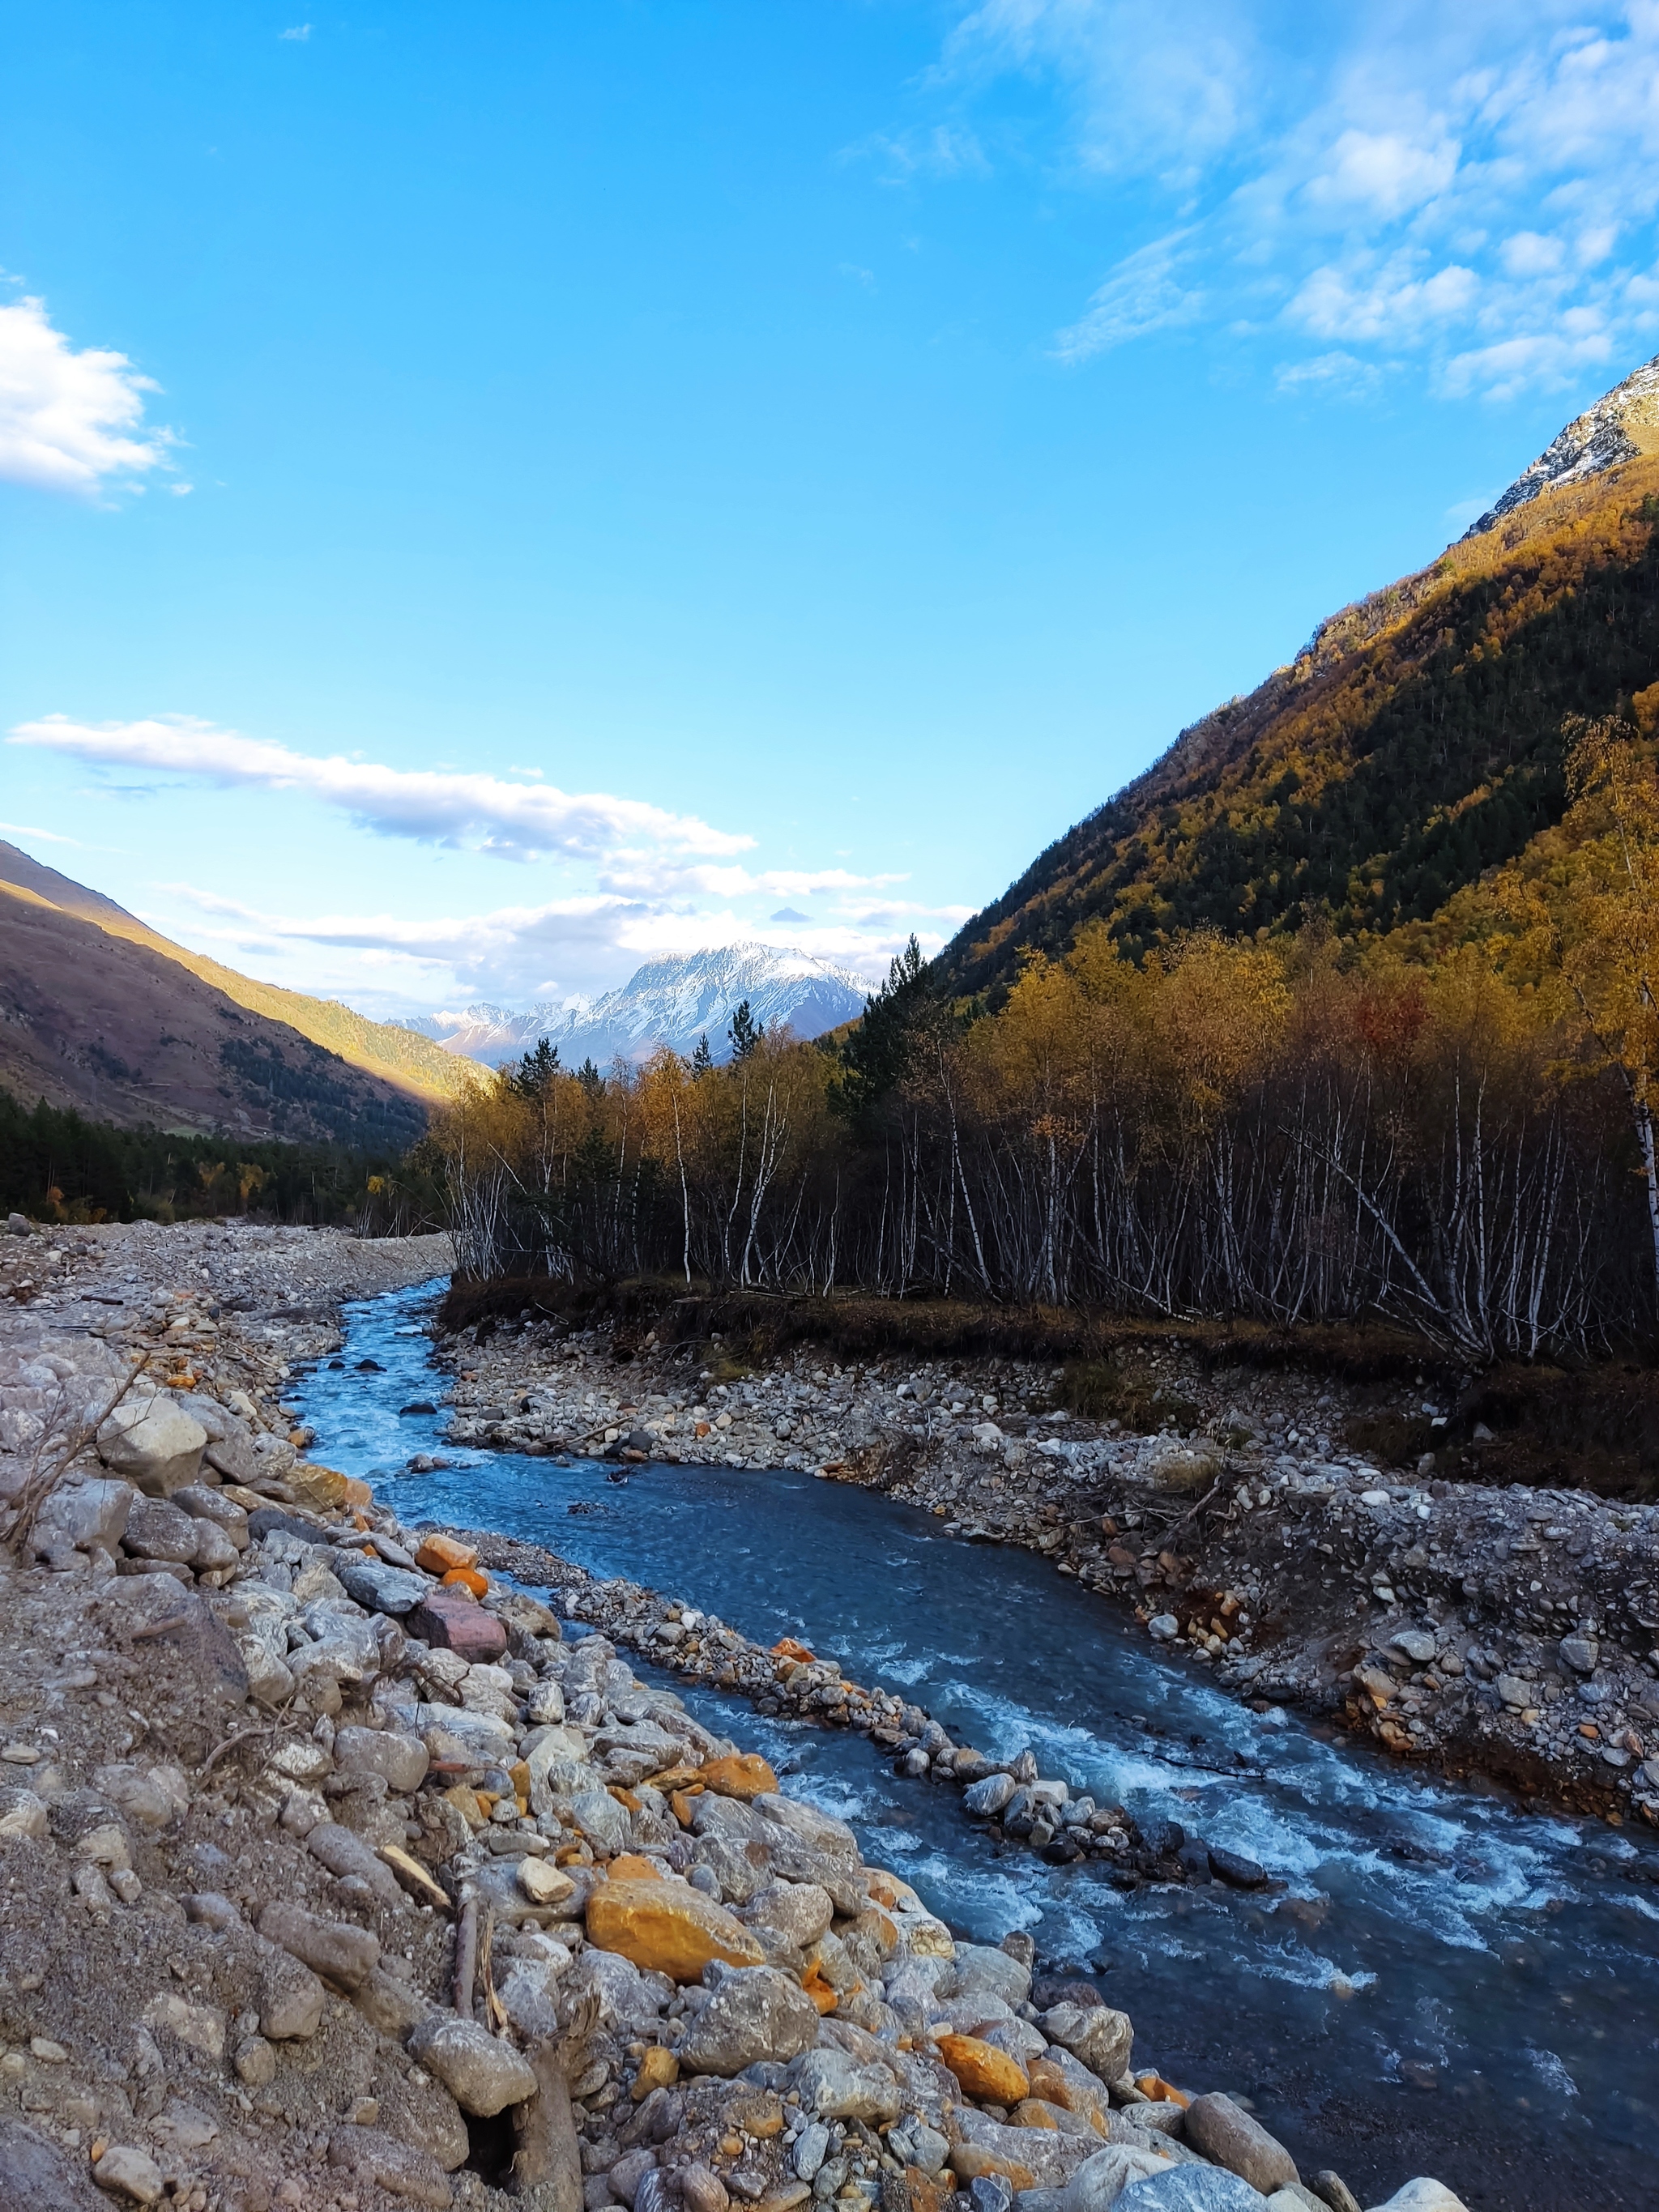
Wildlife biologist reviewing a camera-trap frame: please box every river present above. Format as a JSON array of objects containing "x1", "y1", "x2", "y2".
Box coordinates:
[{"x1": 294, "y1": 1278, "x2": 1659, "y2": 2212}]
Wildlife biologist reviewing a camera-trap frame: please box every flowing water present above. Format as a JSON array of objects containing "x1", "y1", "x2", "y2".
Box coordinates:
[{"x1": 296, "y1": 1280, "x2": 1659, "y2": 2211}]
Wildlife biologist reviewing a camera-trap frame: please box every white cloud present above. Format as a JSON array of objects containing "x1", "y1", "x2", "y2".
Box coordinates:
[
  {"x1": 1052, "y1": 232, "x2": 1204, "y2": 361},
  {"x1": 154, "y1": 880, "x2": 935, "y2": 1003},
  {"x1": 279, "y1": 23, "x2": 310, "y2": 39},
  {"x1": 8, "y1": 714, "x2": 752, "y2": 863},
  {"x1": 1273, "y1": 350, "x2": 1384, "y2": 399},
  {"x1": 0, "y1": 293, "x2": 178, "y2": 497},
  {"x1": 1304, "y1": 129, "x2": 1460, "y2": 220},
  {"x1": 918, "y1": 2, "x2": 1659, "y2": 399}
]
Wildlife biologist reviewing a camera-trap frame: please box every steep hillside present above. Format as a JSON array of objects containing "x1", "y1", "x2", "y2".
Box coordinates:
[
  {"x1": 0, "y1": 842, "x2": 476, "y2": 1108},
  {"x1": 938, "y1": 357, "x2": 1659, "y2": 999},
  {"x1": 403, "y1": 943, "x2": 867, "y2": 1068}
]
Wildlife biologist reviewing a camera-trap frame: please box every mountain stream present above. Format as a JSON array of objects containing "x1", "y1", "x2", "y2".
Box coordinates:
[{"x1": 293, "y1": 1279, "x2": 1659, "y2": 2212}]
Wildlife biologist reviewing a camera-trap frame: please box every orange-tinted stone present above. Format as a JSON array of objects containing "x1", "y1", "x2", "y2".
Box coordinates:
[
  {"x1": 947, "y1": 2147, "x2": 1035, "y2": 2191},
  {"x1": 770, "y1": 1638, "x2": 816, "y2": 1663},
  {"x1": 669, "y1": 1788, "x2": 704, "y2": 1827},
  {"x1": 700, "y1": 1753, "x2": 778, "y2": 1801},
  {"x1": 608, "y1": 1855, "x2": 663, "y2": 1883},
  {"x1": 586, "y1": 1878, "x2": 766, "y2": 1983},
  {"x1": 936, "y1": 2035, "x2": 1030, "y2": 2107},
  {"x1": 416, "y1": 1532, "x2": 480, "y2": 1574},
  {"x1": 633, "y1": 2047, "x2": 680, "y2": 2099},
  {"x1": 1009, "y1": 2101, "x2": 1060, "y2": 2131},
  {"x1": 441, "y1": 1566, "x2": 489, "y2": 1597}
]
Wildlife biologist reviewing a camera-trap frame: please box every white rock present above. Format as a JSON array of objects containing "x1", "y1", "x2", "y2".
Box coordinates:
[{"x1": 1364, "y1": 2184, "x2": 1471, "y2": 2212}]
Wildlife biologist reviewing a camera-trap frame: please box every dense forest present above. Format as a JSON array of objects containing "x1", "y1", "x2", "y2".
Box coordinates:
[
  {"x1": 938, "y1": 460, "x2": 1659, "y2": 999},
  {"x1": 0, "y1": 1089, "x2": 432, "y2": 1230},
  {"x1": 424, "y1": 715, "x2": 1659, "y2": 1361}
]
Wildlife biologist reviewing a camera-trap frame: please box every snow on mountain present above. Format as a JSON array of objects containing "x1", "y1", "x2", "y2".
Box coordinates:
[
  {"x1": 1465, "y1": 353, "x2": 1659, "y2": 536},
  {"x1": 399, "y1": 944, "x2": 867, "y2": 1069}
]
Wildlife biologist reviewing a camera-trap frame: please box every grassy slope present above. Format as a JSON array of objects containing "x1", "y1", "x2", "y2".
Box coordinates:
[
  {"x1": 0, "y1": 841, "x2": 477, "y2": 1108},
  {"x1": 938, "y1": 454, "x2": 1659, "y2": 998}
]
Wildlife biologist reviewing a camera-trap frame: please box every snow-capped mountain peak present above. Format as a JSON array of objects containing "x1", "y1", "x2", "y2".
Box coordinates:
[
  {"x1": 399, "y1": 943, "x2": 868, "y2": 1068},
  {"x1": 1465, "y1": 354, "x2": 1659, "y2": 537}
]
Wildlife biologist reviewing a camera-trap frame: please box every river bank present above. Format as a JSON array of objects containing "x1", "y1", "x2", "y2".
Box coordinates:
[
  {"x1": 433, "y1": 1306, "x2": 1659, "y2": 1829},
  {"x1": 0, "y1": 1221, "x2": 1477, "y2": 2212}
]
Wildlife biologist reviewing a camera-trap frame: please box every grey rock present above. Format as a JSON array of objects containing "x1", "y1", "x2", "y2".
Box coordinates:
[
  {"x1": 334, "y1": 1722, "x2": 429, "y2": 1792},
  {"x1": 258, "y1": 1949, "x2": 326, "y2": 2039},
  {"x1": 258, "y1": 1899, "x2": 381, "y2": 1990},
  {"x1": 787, "y1": 2046, "x2": 901, "y2": 2123},
  {"x1": 1559, "y1": 1636, "x2": 1599, "y2": 1674},
  {"x1": 0, "y1": 2116, "x2": 109, "y2": 2210},
  {"x1": 170, "y1": 1485, "x2": 249, "y2": 1547},
  {"x1": 330, "y1": 2125, "x2": 454, "y2": 2209},
  {"x1": 680, "y1": 2162, "x2": 729, "y2": 2212},
  {"x1": 954, "y1": 1941, "x2": 1032, "y2": 2008},
  {"x1": 744, "y1": 1881, "x2": 834, "y2": 1952},
  {"x1": 608, "y1": 2150, "x2": 659, "y2": 2206},
  {"x1": 754, "y1": 1792, "x2": 859, "y2": 1864},
  {"x1": 305, "y1": 1818, "x2": 405, "y2": 1903},
  {"x1": 338, "y1": 1555, "x2": 434, "y2": 1616},
  {"x1": 1040, "y1": 2003, "x2": 1134, "y2": 2082},
  {"x1": 356, "y1": 1963, "x2": 438, "y2": 2040},
  {"x1": 408, "y1": 2014, "x2": 538, "y2": 2116},
  {"x1": 963, "y1": 1772, "x2": 1018, "y2": 1818},
  {"x1": 1116, "y1": 2171, "x2": 1269, "y2": 2210},
  {"x1": 676, "y1": 1966, "x2": 821, "y2": 2076},
  {"x1": 98, "y1": 1399, "x2": 207, "y2": 1497},
  {"x1": 1494, "y1": 1676, "x2": 1533, "y2": 1710},
  {"x1": 697, "y1": 1835, "x2": 770, "y2": 1906},
  {"x1": 1206, "y1": 1849, "x2": 1268, "y2": 1891},
  {"x1": 36, "y1": 1477, "x2": 131, "y2": 1555},
  {"x1": 793, "y1": 2123, "x2": 831, "y2": 2180},
  {"x1": 122, "y1": 1495, "x2": 200, "y2": 1565},
  {"x1": 92, "y1": 2143, "x2": 167, "y2": 2204},
  {"x1": 1063, "y1": 2148, "x2": 1175, "y2": 2212},
  {"x1": 235, "y1": 2035, "x2": 277, "y2": 2086},
  {"x1": 1181, "y1": 2099, "x2": 1297, "y2": 2197},
  {"x1": 1388, "y1": 1631, "x2": 1437, "y2": 1665}
]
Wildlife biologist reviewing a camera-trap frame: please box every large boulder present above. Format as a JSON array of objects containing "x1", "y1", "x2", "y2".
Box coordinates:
[
  {"x1": 1362, "y1": 2187, "x2": 1471, "y2": 2212},
  {"x1": 36, "y1": 1477, "x2": 131, "y2": 1556},
  {"x1": 408, "y1": 1589, "x2": 508, "y2": 1663},
  {"x1": 936, "y1": 2034, "x2": 1030, "y2": 2105},
  {"x1": 953, "y1": 1941, "x2": 1032, "y2": 2009},
  {"x1": 743, "y1": 1881, "x2": 834, "y2": 1953},
  {"x1": 98, "y1": 1398, "x2": 207, "y2": 1497},
  {"x1": 1114, "y1": 2170, "x2": 1269, "y2": 2210},
  {"x1": 786, "y1": 2047, "x2": 902, "y2": 2124},
  {"x1": 1064, "y1": 2146, "x2": 1179, "y2": 2212},
  {"x1": 122, "y1": 1495, "x2": 201, "y2": 1565},
  {"x1": 1041, "y1": 2003, "x2": 1134, "y2": 2082},
  {"x1": 587, "y1": 1878, "x2": 765, "y2": 1983},
  {"x1": 408, "y1": 2015, "x2": 538, "y2": 2116},
  {"x1": 1181, "y1": 2098, "x2": 1297, "y2": 2197},
  {"x1": 334, "y1": 1724, "x2": 429, "y2": 1794},
  {"x1": 337, "y1": 1556, "x2": 433, "y2": 1615},
  {"x1": 676, "y1": 1966, "x2": 822, "y2": 2076}
]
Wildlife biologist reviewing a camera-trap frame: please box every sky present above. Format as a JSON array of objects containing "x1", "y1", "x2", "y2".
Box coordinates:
[{"x1": 6, "y1": 1, "x2": 1659, "y2": 1021}]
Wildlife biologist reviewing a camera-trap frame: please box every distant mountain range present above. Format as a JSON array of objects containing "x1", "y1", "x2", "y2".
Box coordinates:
[
  {"x1": 937, "y1": 352, "x2": 1659, "y2": 999},
  {"x1": 400, "y1": 942, "x2": 868, "y2": 1068},
  {"x1": 0, "y1": 841, "x2": 476, "y2": 1143}
]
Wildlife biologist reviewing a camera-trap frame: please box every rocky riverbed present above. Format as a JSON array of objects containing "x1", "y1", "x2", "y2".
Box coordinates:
[
  {"x1": 436, "y1": 1311, "x2": 1659, "y2": 1829},
  {"x1": 0, "y1": 1223, "x2": 1472, "y2": 2212}
]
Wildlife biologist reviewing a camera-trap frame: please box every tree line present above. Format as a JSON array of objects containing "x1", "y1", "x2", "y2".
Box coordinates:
[{"x1": 422, "y1": 722, "x2": 1659, "y2": 1362}]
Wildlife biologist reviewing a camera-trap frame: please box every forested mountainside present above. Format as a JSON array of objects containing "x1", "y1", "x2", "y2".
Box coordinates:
[{"x1": 937, "y1": 367, "x2": 1659, "y2": 1000}]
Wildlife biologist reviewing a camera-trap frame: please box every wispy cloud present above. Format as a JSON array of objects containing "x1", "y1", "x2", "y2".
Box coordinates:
[
  {"x1": 279, "y1": 23, "x2": 310, "y2": 40},
  {"x1": 1052, "y1": 232, "x2": 1204, "y2": 361},
  {"x1": 917, "y1": 2, "x2": 1659, "y2": 399},
  {"x1": 9, "y1": 714, "x2": 752, "y2": 863},
  {"x1": 0, "y1": 292, "x2": 181, "y2": 497}
]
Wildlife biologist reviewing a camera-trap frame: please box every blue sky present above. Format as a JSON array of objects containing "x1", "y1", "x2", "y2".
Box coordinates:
[{"x1": 6, "y1": 1, "x2": 1659, "y2": 1017}]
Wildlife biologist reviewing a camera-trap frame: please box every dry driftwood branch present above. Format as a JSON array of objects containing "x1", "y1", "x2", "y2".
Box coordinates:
[
  {"x1": 510, "y1": 1991, "x2": 599, "y2": 2208},
  {"x1": 453, "y1": 1895, "x2": 479, "y2": 2022}
]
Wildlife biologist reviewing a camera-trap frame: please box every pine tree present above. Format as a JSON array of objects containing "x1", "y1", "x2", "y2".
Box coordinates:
[
  {"x1": 727, "y1": 1001, "x2": 763, "y2": 1061},
  {"x1": 690, "y1": 1034, "x2": 714, "y2": 1073},
  {"x1": 577, "y1": 1057, "x2": 603, "y2": 1097},
  {"x1": 504, "y1": 1036, "x2": 561, "y2": 1100}
]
